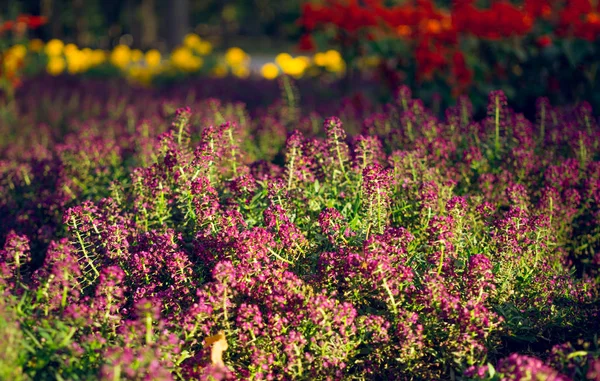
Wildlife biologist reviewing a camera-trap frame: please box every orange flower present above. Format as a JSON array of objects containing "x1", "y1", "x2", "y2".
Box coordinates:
[
  {"x1": 424, "y1": 19, "x2": 442, "y2": 34},
  {"x1": 586, "y1": 12, "x2": 600, "y2": 24},
  {"x1": 524, "y1": 0, "x2": 554, "y2": 20},
  {"x1": 441, "y1": 15, "x2": 452, "y2": 30},
  {"x1": 542, "y1": 5, "x2": 552, "y2": 19},
  {"x1": 396, "y1": 25, "x2": 412, "y2": 37}
]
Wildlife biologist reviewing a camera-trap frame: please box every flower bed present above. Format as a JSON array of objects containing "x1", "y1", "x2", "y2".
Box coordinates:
[
  {"x1": 299, "y1": 0, "x2": 600, "y2": 112},
  {"x1": 0, "y1": 77, "x2": 599, "y2": 379},
  {"x1": 2, "y1": 24, "x2": 347, "y2": 92}
]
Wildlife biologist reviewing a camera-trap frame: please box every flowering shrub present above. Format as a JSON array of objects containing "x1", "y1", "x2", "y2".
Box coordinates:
[
  {"x1": 1, "y1": 78, "x2": 600, "y2": 379},
  {"x1": 299, "y1": 0, "x2": 600, "y2": 111}
]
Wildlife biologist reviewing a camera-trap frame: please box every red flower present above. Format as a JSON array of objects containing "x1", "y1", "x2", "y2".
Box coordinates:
[
  {"x1": 537, "y1": 35, "x2": 553, "y2": 47},
  {"x1": 415, "y1": 41, "x2": 447, "y2": 81},
  {"x1": 299, "y1": 3, "x2": 330, "y2": 31},
  {"x1": 0, "y1": 14, "x2": 46, "y2": 33},
  {"x1": 558, "y1": 0, "x2": 592, "y2": 32},
  {"x1": 17, "y1": 14, "x2": 48, "y2": 29},
  {"x1": 298, "y1": 33, "x2": 316, "y2": 52},
  {"x1": 524, "y1": 0, "x2": 554, "y2": 20},
  {"x1": 453, "y1": 1, "x2": 533, "y2": 40},
  {"x1": 0, "y1": 20, "x2": 14, "y2": 33},
  {"x1": 452, "y1": 51, "x2": 472, "y2": 86}
]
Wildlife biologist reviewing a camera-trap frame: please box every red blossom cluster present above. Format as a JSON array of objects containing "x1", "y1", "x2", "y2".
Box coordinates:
[
  {"x1": 556, "y1": 0, "x2": 600, "y2": 41},
  {"x1": 0, "y1": 14, "x2": 47, "y2": 33},
  {"x1": 453, "y1": 1, "x2": 533, "y2": 40},
  {"x1": 300, "y1": 0, "x2": 600, "y2": 93},
  {"x1": 301, "y1": 0, "x2": 600, "y2": 42}
]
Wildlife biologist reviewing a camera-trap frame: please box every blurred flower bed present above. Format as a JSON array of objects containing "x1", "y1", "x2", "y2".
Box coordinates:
[
  {"x1": 1, "y1": 14, "x2": 348, "y2": 94},
  {"x1": 5, "y1": 1, "x2": 600, "y2": 114},
  {"x1": 298, "y1": 0, "x2": 600, "y2": 112}
]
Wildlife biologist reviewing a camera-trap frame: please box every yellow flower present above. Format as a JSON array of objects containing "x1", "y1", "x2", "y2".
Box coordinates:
[
  {"x1": 196, "y1": 40, "x2": 213, "y2": 55},
  {"x1": 314, "y1": 52, "x2": 327, "y2": 67},
  {"x1": 91, "y1": 50, "x2": 107, "y2": 66},
  {"x1": 171, "y1": 46, "x2": 191, "y2": 65},
  {"x1": 260, "y1": 63, "x2": 279, "y2": 80},
  {"x1": 323, "y1": 50, "x2": 344, "y2": 72},
  {"x1": 312, "y1": 50, "x2": 347, "y2": 73},
  {"x1": 9, "y1": 44, "x2": 27, "y2": 60},
  {"x1": 45, "y1": 39, "x2": 64, "y2": 57},
  {"x1": 47, "y1": 57, "x2": 66, "y2": 76},
  {"x1": 3, "y1": 55, "x2": 20, "y2": 73},
  {"x1": 280, "y1": 57, "x2": 308, "y2": 78},
  {"x1": 275, "y1": 53, "x2": 292, "y2": 67},
  {"x1": 297, "y1": 55, "x2": 311, "y2": 66},
  {"x1": 29, "y1": 39, "x2": 44, "y2": 52},
  {"x1": 111, "y1": 44, "x2": 131, "y2": 69},
  {"x1": 66, "y1": 50, "x2": 84, "y2": 74},
  {"x1": 212, "y1": 64, "x2": 228, "y2": 78},
  {"x1": 80, "y1": 48, "x2": 95, "y2": 70},
  {"x1": 327, "y1": 59, "x2": 346, "y2": 73},
  {"x1": 64, "y1": 43, "x2": 78, "y2": 56},
  {"x1": 225, "y1": 47, "x2": 248, "y2": 68},
  {"x1": 128, "y1": 66, "x2": 153, "y2": 86},
  {"x1": 131, "y1": 49, "x2": 144, "y2": 62},
  {"x1": 171, "y1": 46, "x2": 203, "y2": 72},
  {"x1": 232, "y1": 65, "x2": 249, "y2": 78},
  {"x1": 3, "y1": 45, "x2": 26, "y2": 74},
  {"x1": 145, "y1": 49, "x2": 161, "y2": 67},
  {"x1": 66, "y1": 47, "x2": 94, "y2": 74},
  {"x1": 183, "y1": 33, "x2": 202, "y2": 49}
]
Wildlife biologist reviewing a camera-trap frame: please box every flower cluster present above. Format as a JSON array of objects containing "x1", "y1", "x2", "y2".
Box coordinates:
[
  {"x1": 0, "y1": 79, "x2": 599, "y2": 379},
  {"x1": 300, "y1": 0, "x2": 600, "y2": 99}
]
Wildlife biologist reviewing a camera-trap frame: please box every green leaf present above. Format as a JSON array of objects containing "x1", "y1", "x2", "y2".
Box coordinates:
[{"x1": 566, "y1": 351, "x2": 588, "y2": 360}]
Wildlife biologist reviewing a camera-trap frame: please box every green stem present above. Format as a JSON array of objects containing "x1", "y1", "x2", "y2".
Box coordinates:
[
  {"x1": 381, "y1": 276, "x2": 398, "y2": 315},
  {"x1": 494, "y1": 95, "x2": 500, "y2": 156},
  {"x1": 287, "y1": 151, "x2": 296, "y2": 191},
  {"x1": 145, "y1": 313, "x2": 153, "y2": 344},
  {"x1": 71, "y1": 216, "x2": 99, "y2": 278},
  {"x1": 227, "y1": 127, "x2": 238, "y2": 176},
  {"x1": 437, "y1": 245, "x2": 445, "y2": 276}
]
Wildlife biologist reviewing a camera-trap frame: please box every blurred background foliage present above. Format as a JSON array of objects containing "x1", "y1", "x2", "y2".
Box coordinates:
[
  {"x1": 3, "y1": 0, "x2": 600, "y2": 117},
  {"x1": 0, "y1": 0, "x2": 305, "y2": 52}
]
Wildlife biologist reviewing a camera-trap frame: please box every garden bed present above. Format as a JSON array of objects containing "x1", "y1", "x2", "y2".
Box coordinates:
[{"x1": 0, "y1": 77, "x2": 599, "y2": 380}]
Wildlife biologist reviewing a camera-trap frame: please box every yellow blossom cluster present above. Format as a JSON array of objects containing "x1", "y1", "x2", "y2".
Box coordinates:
[
  {"x1": 2, "y1": 44, "x2": 27, "y2": 76},
  {"x1": 167, "y1": 33, "x2": 216, "y2": 74},
  {"x1": 223, "y1": 47, "x2": 250, "y2": 78},
  {"x1": 170, "y1": 46, "x2": 203, "y2": 72},
  {"x1": 44, "y1": 39, "x2": 107, "y2": 75},
  {"x1": 259, "y1": 50, "x2": 346, "y2": 81},
  {"x1": 2, "y1": 33, "x2": 347, "y2": 86}
]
